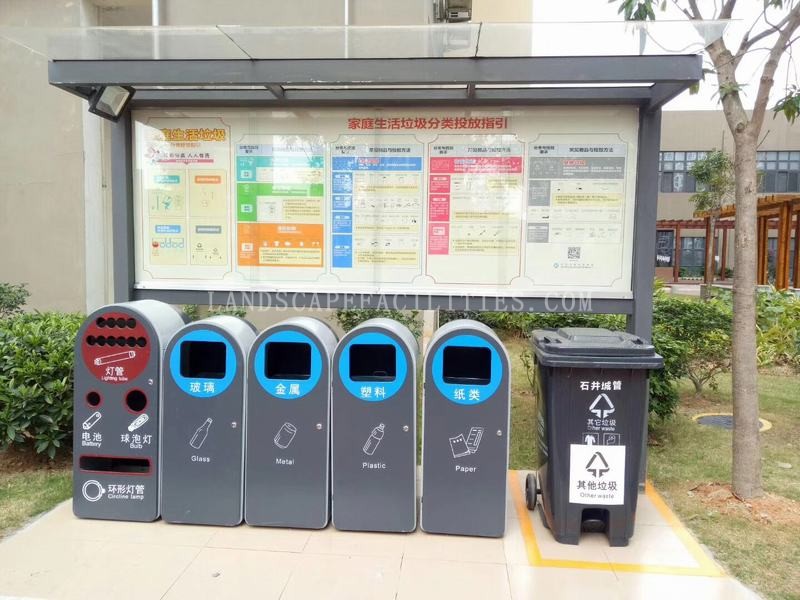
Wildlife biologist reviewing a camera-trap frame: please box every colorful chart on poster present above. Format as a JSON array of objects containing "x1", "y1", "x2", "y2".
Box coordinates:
[
  {"x1": 331, "y1": 138, "x2": 424, "y2": 283},
  {"x1": 132, "y1": 108, "x2": 639, "y2": 297},
  {"x1": 426, "y1": 137, "x2": 524, "y2": 285},
  {"x1": 136, "y1": 119, "x2": 231, "y2": 281},
  {"x1": 236, "y1": 136, "x2": 325, "y2": 277}
]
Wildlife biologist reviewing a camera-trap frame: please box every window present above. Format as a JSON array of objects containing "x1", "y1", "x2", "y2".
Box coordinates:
[
  {"x1": 658, "y1": 151, "x2": 708, "y2": 193},
  {"x1": 757, "y1": 151, "x2": 800, "y2": 193},
  {"x1": 655, "y1": 230, "x2": 675, "y2": 267},
  {"x1": 680, "y1": 236, "x2": 706, "y2": 278}
]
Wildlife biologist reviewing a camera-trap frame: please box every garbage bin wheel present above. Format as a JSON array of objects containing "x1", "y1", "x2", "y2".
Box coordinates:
[{"x1": 525, "y1": 473, "x2": 538, "y2": 511}]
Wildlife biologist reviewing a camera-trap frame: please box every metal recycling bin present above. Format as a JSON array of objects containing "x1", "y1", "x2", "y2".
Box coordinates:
[
  {"x1": 421, "y1": 319, "x2": 510, "y2": 537},
  {"x1": 530, "y1": 328, "x2": 663, "y2": 547},
  {"x1": 331, "y1": 318, "x2": 418, "y2": 533},
  {"x1": 245, "y1": 317, "x2": 338, "y2": 528},
  {"x1": 73, "y1": 300, "x2": 185, "y2": 521},
  {"x1": 161, "y1": 316, "x2": 256, "y2": 526}
]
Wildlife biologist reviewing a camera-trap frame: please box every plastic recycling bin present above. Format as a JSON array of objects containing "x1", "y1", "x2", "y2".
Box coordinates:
[
  {"x1": 73, "y1": 300, "x2": 185, "y2": 521},
  {"x1": 245, "y1": 317, "x2": 338, "y2": 528},
  {"x1": 161, "y1": 315, "x2": 256, "y2": 526},
  {"x1": 331, "y1": 318, "x2": 418, "y2": 533},
  {"x1": 421, "y1": 319, "x2": 510, "y2": 537},
  {"x1": 530, "y1": 327, "x2": 663, "y2": 547}
]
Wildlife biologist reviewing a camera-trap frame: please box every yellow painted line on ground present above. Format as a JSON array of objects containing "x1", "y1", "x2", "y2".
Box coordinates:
[
  {"x1": 508, "y1": 471, "x2": 725, "y2": 577},
  {"x1": 644, "y1": 481, "x2": 725, "y2": 577}
]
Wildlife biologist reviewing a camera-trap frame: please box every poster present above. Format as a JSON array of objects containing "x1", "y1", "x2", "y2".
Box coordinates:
[
  {"x1": 330, "y1": 138, "x2": 424, "y2": 283},
  {"x1": 524, "y1": 141, "x2": 629, "y2": 289},
  {"x1": 132, "y1": 108, "x2": 639, "y2": 298},
  {"x1": 135, "y1": 119, "x2": 231, "y2": 280},
  {"x1": 235, "y1": 136, "x2": 326, "y2": 279},
  {"x1": 426, "y1": 137, "x2": 524, "y2": 285}
]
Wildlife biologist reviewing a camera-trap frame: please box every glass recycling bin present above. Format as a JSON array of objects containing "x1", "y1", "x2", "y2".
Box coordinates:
[
  {"x1": 245, "y1": 316, "x2": 338, "y2": 528},
  {"x1": 73, "y1": 300, "x2": 185, "y2": 521},
  {"x1": 161, "y1": 315, "x2": 256, "y2": 526},
  {"x1": 421, "y1": 319, "x2": 510, "y2": 537},
  {"x1": 331, "y1": 318, "x2": 418, "y2": 533},
  {"x1": 530, "y1": 327, "x2": 663, "y2": 546}
]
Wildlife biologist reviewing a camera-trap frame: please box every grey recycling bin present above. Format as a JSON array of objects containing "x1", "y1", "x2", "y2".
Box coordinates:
[
  {"x1": 421, "y1": 319, "x2": 510, "y2": 537},
  {"x1": 331, "y1": 318, "x2": 418, "y2": 533},
  {"x1": 161, "y1": 315, "x2": 256, "y2": 526},
  {"x1": 245, "y1": 317, "x2": 338, "y2": 528},
  {"x1": 530, "y1": 328, "x2": 663, "y2": 547},
  {"x1": 73, "y1": 300, "x2": 185, "y2": 521}
]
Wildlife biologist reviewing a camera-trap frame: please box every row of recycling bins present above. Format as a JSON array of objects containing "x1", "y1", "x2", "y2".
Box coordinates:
[
  {"x1": 74, "y1": 300, "x2": 510, "y2": 537},
  {"x1": 74, "y1": 300, "x2": 661, "y2": 544}
]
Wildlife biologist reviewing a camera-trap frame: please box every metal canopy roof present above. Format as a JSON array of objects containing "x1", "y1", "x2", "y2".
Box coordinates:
[{"x1": 0, "y1": 22, "x2": 718, "y2": 108}]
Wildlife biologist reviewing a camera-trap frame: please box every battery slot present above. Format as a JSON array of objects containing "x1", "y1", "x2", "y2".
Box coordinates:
[
  {"x1": 265, "y1": 341, "x2": 311, "y2": 380},
  {"x1": 79, "y1": 456, "x2": 151, "y2": 474},
  {"x1": 442, "y1": 346, "x2": 491, "y2": 385},
  {"x1": 349, "y1": 344, "x2": 396, "y2": 381},
  {"x1": 180, "y1": 340, "x2": 226, "y2": 379}
]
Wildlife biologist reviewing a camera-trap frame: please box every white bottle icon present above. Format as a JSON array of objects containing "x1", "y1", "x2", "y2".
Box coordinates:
[
  {"x1": 190, "y1": 418, "x2": 212, "y2": 449},
  {"x1": 363, "y1": 423, "x2": 385, "y2": 456}
]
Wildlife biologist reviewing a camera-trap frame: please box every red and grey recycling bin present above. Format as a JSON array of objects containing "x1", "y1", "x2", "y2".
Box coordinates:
[{"x1": 529, "y1": 328, "x2": 662, "y2": 547}]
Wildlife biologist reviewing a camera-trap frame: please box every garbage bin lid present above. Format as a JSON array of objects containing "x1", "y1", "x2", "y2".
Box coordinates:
[{"x1": 531, "y1": 327, "x2": 663, "y2": 368}]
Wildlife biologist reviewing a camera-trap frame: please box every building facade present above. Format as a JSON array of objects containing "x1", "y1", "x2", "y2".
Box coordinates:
[{"x1": 656, "y1": 111, "x2": 800, "y2": 284}]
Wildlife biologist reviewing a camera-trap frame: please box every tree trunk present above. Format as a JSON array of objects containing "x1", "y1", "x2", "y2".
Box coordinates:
[
  {"x1": 704, "y1": 215, "x2": 717, "y2": 298},
  {"x1": 731, "y1": 135, "x2": 762, "y2": 499}
]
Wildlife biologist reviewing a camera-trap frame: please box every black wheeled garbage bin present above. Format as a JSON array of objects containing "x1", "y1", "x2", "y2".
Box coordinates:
[{"x1": 529, "y1": 327, "x2": 662, "y2": 547}]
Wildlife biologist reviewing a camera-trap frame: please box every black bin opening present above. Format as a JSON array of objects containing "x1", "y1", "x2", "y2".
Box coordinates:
[
  {"x1": 443, "y1": 346, "x2": 491, "y2": 385},
  {"x1": 349, "y1": 344, "x2": 396, "y2": 381},
  {"x1": 265, "y1": 341, "x2": 312, "y2": 380},
  {"x1": 79, "y1": 456, "x2": 151, "y2": 474},
  {"x1": 180, "y1": 340, "x2": 226, "y2": 379}
]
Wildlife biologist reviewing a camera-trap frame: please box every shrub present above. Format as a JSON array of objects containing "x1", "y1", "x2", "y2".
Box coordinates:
[
  {"x1": 182, "y1": 304, "x2": 247, "y2": 321},
  {"x1": 0, "y1": 312, "x2": 84, "y2": 458},
  {"x1": 334, "y1": 309, "x2": 421, "y2": 338},
  {"x1": 712, "y1": 287, "x2": 800, "y2": 370},
  {"x1": 754, "y1": 288, "x2": 800, "y2": 369},
  {"x1": 652, "y1": 292, "x2": 732, "y2": 394},
  {"x1": 439, "y1": 310, "x2": 625, "y2": 337},
  {"x1": 0, "y1": 282, "x2": 30, "y2": 318},
  {"x1": 648, "y1": 322, "x2": 689, "y2": 419}
]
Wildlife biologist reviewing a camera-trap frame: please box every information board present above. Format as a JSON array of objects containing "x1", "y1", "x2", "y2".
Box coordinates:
[{"x1": 133, "y1": 108, "x2": 639, "y2": 298}]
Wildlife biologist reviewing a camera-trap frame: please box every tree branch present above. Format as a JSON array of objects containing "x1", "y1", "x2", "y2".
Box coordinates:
[
  {"x1": 672, "y1": 0, "x2": 696, "y2": 20},
  {"x1": 687, "y1": 0, "x2": 703, "y2": 20},
  {"x1": 707, "y1": 38, "x2": 750, "y2": 136},
  {"x1": 749, "y1": 4, "x2": 800, "y2": 134},
  {"x1": 719, "y1": 0, "x2": 737, "y2": 20},
  {"x1": 738, "y1": 10, "x2": 792, "y2": 56}
]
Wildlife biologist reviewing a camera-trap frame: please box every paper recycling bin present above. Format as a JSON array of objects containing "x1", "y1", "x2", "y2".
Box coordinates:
[
  {"x1": 73, "y1": 300, "x2": 186, "y2": 521},
  {"x1": 530, "y1": 328, "x2": 663, "y2": 546},
  {"x1": 421, "y1": 319, "x2": 510, "y2": 537},
  {"x1": 161, "y1": 315, "x2": 256, "y2": 526},
  {"x1": 245, "y1": 317, "x2": 338, "y2": 528},
  {"x1": 331, "y1": 318, "x2": 418, "y2": 532}
]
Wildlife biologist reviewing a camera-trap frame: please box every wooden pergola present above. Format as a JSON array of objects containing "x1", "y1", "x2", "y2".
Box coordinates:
[
  {"x1": 656, "y1": 218, "x2": 736, "y2": 283},
  {"x1": 695, "y1": 194, "x2": 800, "y2": 290}
]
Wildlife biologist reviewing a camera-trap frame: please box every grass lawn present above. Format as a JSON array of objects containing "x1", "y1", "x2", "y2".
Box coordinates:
[
  {"x1": 648, "y1": 374, "x2": 800, "y2": 600},
  {"x1": 504, "y1": 332, "x2": 800, "y2": 600},
  {"x1": 0, "y1": 446, "x2": 71, "y2": 539}
]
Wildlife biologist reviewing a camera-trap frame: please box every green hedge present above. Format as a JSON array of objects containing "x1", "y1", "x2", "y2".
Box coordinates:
[{"x1": 0, "y1": 312, "x2": 84, "y2": 458}]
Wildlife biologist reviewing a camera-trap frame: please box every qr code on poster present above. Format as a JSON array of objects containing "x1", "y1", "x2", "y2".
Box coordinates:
[{"x1": 567, "y1": 246, "x2": 581, "y2": 260}]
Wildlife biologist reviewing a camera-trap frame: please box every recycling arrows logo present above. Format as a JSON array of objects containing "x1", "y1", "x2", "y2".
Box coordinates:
[
  {"x1": 585, "y1": 451, "x2": 610, "y2": 478},
  {"x1": 589, "y1": 393, "x2": 615, "y2": 419}
]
